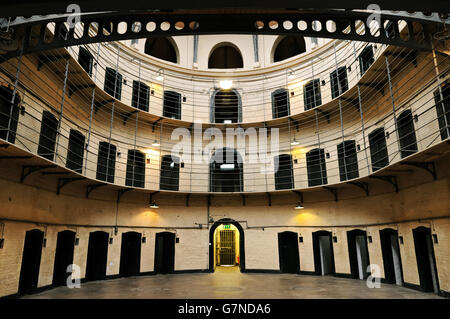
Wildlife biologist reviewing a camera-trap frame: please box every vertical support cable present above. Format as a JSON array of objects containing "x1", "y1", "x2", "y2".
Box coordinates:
[
  {"x1": 54, "y1": 57, "x2": 70, "y2": 159},
  {"x1": 132, "y1": 59, "x2": 142, "y2": 186},
  {"x1": 252, "y1": 35, "x2": 259, "y2": 63},
  {"x1": 431, "y1": 44, "x2": 449, "y2": 139},
  {"x1": 84, "y1": 43, "x2": 101, "y2": 176},
  {"x1": 6, "y1": 38, "x2": 25, "y2": 142},
  {"x1": 311, "y1": 58, "x2": 324, "y2": 185},
  {"x1": 106, "y1": 45, "x2": 120, "y2": 182},
  {"x1": 385, "y1": 55, "x2": 401, "y2": 157},
  {"x1": 193, "y1": 35, "x2": 199, "y2": 65},
  {"x1": 333, "y1": 41, "x2": 348, "y2": 181},
  {"x1": 357, "y1": 85, "x2": 371, "y2": 175}
]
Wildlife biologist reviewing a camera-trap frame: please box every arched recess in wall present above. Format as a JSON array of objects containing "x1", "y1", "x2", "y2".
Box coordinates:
[
  {"x1": 208, "y1": 43, "x2": 243, "y2": 69},
  {"x1": 144, "y1": 37, "x2": 179, "y2": 64},
  {"x1": 210, "y1": 89, "x2": 242, "y2": 123},
  {"x1": 272, "y1": 36, "x2": 306, "y2": 63},
  {"x1": 209, "y1": 218, "x2": 245, "y2": 272}
]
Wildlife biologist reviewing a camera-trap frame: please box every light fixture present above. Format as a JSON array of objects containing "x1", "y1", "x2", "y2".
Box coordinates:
[
  {"x1": 295, "y1": 202, "x2": 304, "y2": 210},
  {"x1": 155, "y1": 69, "x2": 164, "y2": 81},
  {"x1": 152, "y1": 140, "x2": 160, "y2": 147},
  {"x1": 291, "y1": 139, "x2": 300, "y2": 146},
  {"x1": 219, "y1": 80, "x2": 233, "y2": 90},
  {"x1": 150, "y1": 201, "x2": 159, "y2": 209},
  {"x1": 288, "y1": 70, "x2": 295, "y2": 79}
]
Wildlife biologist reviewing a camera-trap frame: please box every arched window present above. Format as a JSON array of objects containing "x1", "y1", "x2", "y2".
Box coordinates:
[
  {"x1": 434, "y1": 82, "x2": 449, "y2": 140},
  {"x1": 78, "y1": 47, "x2": 93, "y2": 76},
  {"x1": 274, "y1": 154, "x2": 293, "y2": 190},
  {"x1": 210, "y1": 148, "x2": 243, "y2": 192},
  {"x1": 272, "y1": 89, "x2": 290, "y2": 119},
  {"x1": 66, "y1": 129, "x2": 85, "y2": 173},
  {"x1": 208, "y1": 44, "x2": 243, "y2": 69},
  {"x1": 397, "y1": 110, "x2": 418, "y2": 158},
  {"x1": 211, "y1": 89, "x2": 242, "y2": 123},
  {"x1": 126, "y1": 150, "x2": 145, "y2": 188},
  {"x1": 273, "y1": 36, "x2": 306, "y2": 63},
  {"x1": 304, "y1": 79, "x2": 322, "y2": 110},
  {"x1": 132, "y1": 81, "x2": 149, "y2": 112},
  {"x1": 104, "y1": 67, "x2": 122, "y2": 100},
  {"x1": 0, "y1": 85, "x2": 20, "y2": 144},
  {"x1": 359, "y1": 45, "x2": 374, "y2": 76},
  {"x1": 337, "y1": 140, "x2": 359, "y2": 181},
  {"x1": 330, "y1": 66, "x2": 349, "y2": 99},
  {"x1": 145, "y1": 38, "x2": 178, "y2": 63},
  {"x1": 368, "y1": 128, "x2": 389, "y2": 172},
  {"x1": 306, "y1": 148, "x2": 327, "y2": 187},
  {"x1": 163, "y1": 91, "x2": 182, "y2": 120},
  {"x1": 37, "y1": 111, "x2": 58, "y2": 161},
  {"x1": 96, "y1": 141, "x2": 116, "y2": 183},
  {"x1": 160, "y1": 155, "x2": 180, "y2": 191}
]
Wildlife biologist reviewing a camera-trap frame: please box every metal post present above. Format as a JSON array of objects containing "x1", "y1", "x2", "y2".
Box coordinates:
[
  {"x1": 385, "y1": 55, "x2": 401, "y2": 154},
  {"x1": 6, "y1": 38, "x2": 25, "y2": 142},
  {"x1": 193, "y1": 35, "x2": 199, "y2": 65},
  {"x1": 54, "y1": 57, "x2": 70, "y2": 158},
  {"x1": 252, "y1": 35, "x2": 259, "y2": 63},
  {"x1": 431, "y1": 45, "x2": 449, "y2": 139},
  {"x1": 311, "y1": 58, "x2": 324, "y2": 184},
  {"x1": 333, "y1": 42, "x2": 348, "y2": 180},
  {"x1": 133, "y1": 59, "x2": 142, "y2": 185}
]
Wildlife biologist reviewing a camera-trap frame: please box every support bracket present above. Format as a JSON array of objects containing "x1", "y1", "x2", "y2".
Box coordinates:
[
  {"x1": 94, "y1": 99, "x2": 114, "y2": 114},
  {"x1": 292, "y1": 190, "x2": 304, "y2": 203},
  {"x1": 86, "y1": 183, "x2": 107, "y2": 198},
  {"x1": 347, "y1": 182, "x2": 369, "y2": 196},
  {"x1": 57, "y1": 177, "x2": 84, "y2": 195},
  {"x1": 117, "y1": 188, "x2": 133, "y2": 203},
  {"x1": 37, "y1": 54, "x2": 70, "y2": 71},
  {"x1": 384, "y1": 50, "x2": 417, "y2": 67},
  {"x1": 186, "y1": 193, "x2": 191, "y2": 207},
  {"x1": 289, "y1": 117, "x2": 300, "y2": 131},
  {"x1": 323, "y1": 186, "x2": 338, "y2": 202},
  {"x1": 122, "y1": 110, "x2": 139, "y2": 125},
  {"x1": 240, "y1": 194, "x2": 247, "y2": 206},
  {"x1": 359, "y1": 82, "x2": 385, "y2": 95},
  {"x1": 68, "y1": 84, "x2": 95, "y2": 98},
  {"x1": 266, "y1": 192, "x2": 272, "y2": 206},
  {"x1": 340, "y1": 97, "x2": 359, "y2": 110},
  {"x1": 21, "y1": 165, "x2": 56, "y2": 183},
  {"x1": 315, "y1": 109, "x2": 330, "y2": 123},
  {"x1": 149, "y1": 191, "x2": 160, "y2": 205},
  {"x1": 369, "y1": 175, "x2": 398, "y2": 192},
  {"x1": 152, "y1": 118, "x2": 162, "y2": 132},
  {"x1": 401, "y1": 161, "x2": 436, "y2": 180}
]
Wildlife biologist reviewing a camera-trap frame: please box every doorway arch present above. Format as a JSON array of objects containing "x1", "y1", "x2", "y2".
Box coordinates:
[{"x1": 209, "y1": 218, "x2": 245, "y2": 272}]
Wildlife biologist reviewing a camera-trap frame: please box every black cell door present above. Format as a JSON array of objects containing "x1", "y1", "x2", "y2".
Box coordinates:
[
  {"x1": 52, "y1": 230, "x2": 76, "y2": 287},
  {"x1": 368, "y1": 128, "x2": 389, "y2": 172},
  {"x1": 37, "y1": 111, "x2": 58, "y2": 161},
  {"x1": 412, "y1": 227, "x2": 439, "y2": 292},
  {"x1": 0, "y1": 85, "x2": 20, "y2": 144},
  {"x1": 278, "y1": 231, "x2": 300, "y2": 274},
  {"x1": 379, "y1": 228, "x2": 403, "y2": 285},
  {"x1": 119, "y1": 232, "x2": 142, "y2": 277},
  {"x1": 66, "y1": 130, "x2": 85, "y2": 173},
  {"x1": 347, "y1": 229, "x2": 370, "y2": 280},
  {"x1": 86, "y1": 231, "x2": 109, "y2": 281},
  {"x1": 312, "y1": 231, "x2": 335, "y2": 276},
  {"x1": 397, "y1": 110, "x2": 418, "y2": 158},
  {"x1": 18, "y1": 229, "x2": 44, "y2": 295},
  {"x1": 154, "y1": 232, "x2": 175, "y2": 274}
]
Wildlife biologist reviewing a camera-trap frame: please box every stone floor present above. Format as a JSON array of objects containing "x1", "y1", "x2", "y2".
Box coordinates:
[{"x1": 23, "y1": 266, "x2": 441, "y2": 299}]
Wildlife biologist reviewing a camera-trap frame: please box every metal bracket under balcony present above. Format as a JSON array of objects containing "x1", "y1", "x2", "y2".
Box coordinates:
[
  {"x1": 57, "y1": 177, "x2": 85, "y2": 195},
  {"x1": 347, "y1": 181, "x2": 369, "y2": 196},
  {"x1": 68, "y1": 84, "x2": 95, "y2": 98},
  {"x1": 21, "y1": 165, "x2": 57, "y2": 183},
  {"x1": 37, "y1": 54, "x2": 70, "y2": 71},
  {"x1": 86, "y1": 183, "x2": 107, "y2": 198},
  {"x1": 359, "y1": 82, "x2": 386, "y2": 95},
  {"x1": 323, "y1": 186, "x2": 338, "y2": 202},
  {"x1": 369, "y1": 175, "x2": 399, "y2": 192},
  {"x1": 384, "y1": 50, "x2": 418, "y2": 67},
  {"x1": 94, "y1": 99, "x2": 114, "y2": 114},
  {"x1": 401, "y1": 161, "x2": 436, "y2": 180}
]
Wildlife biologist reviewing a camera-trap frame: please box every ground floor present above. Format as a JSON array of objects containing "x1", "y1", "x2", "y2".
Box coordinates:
[{"x1": 22, "y1": 266, "x2": 441, "y2": 299}]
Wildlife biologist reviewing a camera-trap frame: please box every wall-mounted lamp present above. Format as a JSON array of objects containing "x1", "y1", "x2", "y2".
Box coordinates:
[
  {"x1": 291, "y1": 139, "x2": 300, "y2": 146},
  {"x1": 295, "y1": 202, "x2": 304, "y2": 210},
  {"x1": 386, "y1": 131, "x2": 390, "y2": 139},
  {"x1": 151, "y1": 140, "x2": 160, "y2": 147},
  {"x1": 219, "y1": 80, "x2": 233, "y2": 90},
  {"x1": 288, "y1": 70, "x2": 295, "y2": 79},
  {"x1": 321, "y1": 80, "x2": 326, "y2": 86}
]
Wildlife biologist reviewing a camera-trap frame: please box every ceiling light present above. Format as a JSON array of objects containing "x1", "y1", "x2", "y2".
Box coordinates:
[
  {"x1": 152, "y1": 140, "x2": 160, "y2": 147},
  {"x1": 150, "y1": 201, "x2": 159, "y2": 209},
  {"x1": 295, "y1": 202, "x2": 304, "y2": 210},
  {"x1": 155, "y1": 70, "x2": 164, "y2": 81},
  {"x1": 219, "y1": 80, "x2": 233, "y2": 90},
  {"x1": 291, "y1": 139, "x2": 300, "y2": 146}
]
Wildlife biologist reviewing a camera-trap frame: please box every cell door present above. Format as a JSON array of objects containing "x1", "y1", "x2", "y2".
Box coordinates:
[
  {"x1": 120, "y1": 232, "x2": 142, "y2": 277},
  {"x1": 52, "y1": 230, "x2": 76, "y2": 287},
  {"x1": 413, "y1": 227, "x2": 439, "y2": 293},
  {"x1": 278, "y1": 231, "x2": 300, "y2": 273},
  {"x1": 218, "y1": 230, "x2": 236, "y2": 266},
  {"x1": 19, "y1": 229, "x2": 44, "y2": 295},
  {"x1": 86, "y1": 231, "x2": 109, "y2": 281},
  {"x1": 154, "y1": 232, "x2": 175, "y2": 274}
]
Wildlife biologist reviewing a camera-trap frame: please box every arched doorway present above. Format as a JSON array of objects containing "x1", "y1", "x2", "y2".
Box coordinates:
[
  {"x1": 144, "y1": 37, "x2": 178, "y2": 63},
  {"x1": 208, "y1": 44, "x2": 243, "y2": 69},
  {"x1": 209, "y1": 219, "x2": 245, "y2": 272},
  {"x1": 272, "y1": 36, "x2": 306, "y2": 63}
]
